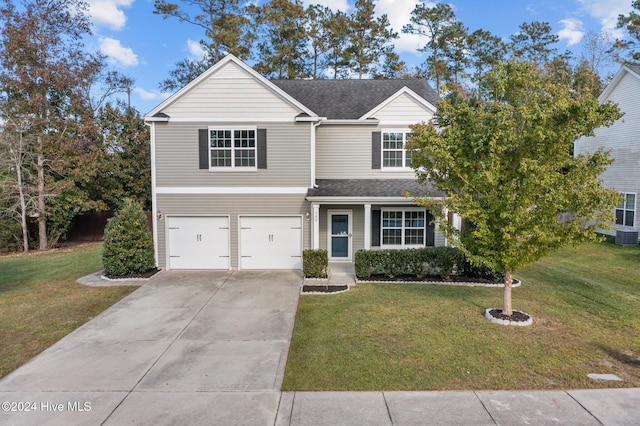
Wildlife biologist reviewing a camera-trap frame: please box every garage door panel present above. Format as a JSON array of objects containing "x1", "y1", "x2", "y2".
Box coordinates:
[
  {"x1": 240, "y1": 216, "x2": 302, "y2": 270},
  {"x1": 168, "y1": 216, "x2": 229, "y2": 269}
]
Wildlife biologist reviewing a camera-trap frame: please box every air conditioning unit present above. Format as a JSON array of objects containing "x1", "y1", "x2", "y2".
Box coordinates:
[{"x1": 615, "y1": 229, "x2": 639, "y2": 246}]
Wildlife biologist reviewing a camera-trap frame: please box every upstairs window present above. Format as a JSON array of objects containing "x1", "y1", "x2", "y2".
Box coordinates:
[
  {"x1": 382, "y1": 131, "x2": 412, "y2": 169},
  {"x1": 615, "y1": 193, "x2": 636, "y2": 227},
  {"x1": 210, "y1": 128, "x2": 256, "y2": 169}
]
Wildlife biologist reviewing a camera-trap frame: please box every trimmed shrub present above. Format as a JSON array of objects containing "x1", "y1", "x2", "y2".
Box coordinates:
[
  {"x1": 463, "y1": 261, "x2": 505, "y2": 282},
  {"x1": 303, "y1": 249, "x2": 328, "y2": 278},
  {"x1": 355, "y1": 247, "x2": 465, "y2": 280},
  {"x1": 103, "y1": 198, "x2": 155, "y2": 277}
]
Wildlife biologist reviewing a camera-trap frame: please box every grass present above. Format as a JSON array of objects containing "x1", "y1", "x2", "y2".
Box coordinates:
[
  {"x1": 0, "y1": 243, "x2": 137, "y2": 379},
  {"x1": 283, "y1": 241, "x2": 640, "y2": 391}
]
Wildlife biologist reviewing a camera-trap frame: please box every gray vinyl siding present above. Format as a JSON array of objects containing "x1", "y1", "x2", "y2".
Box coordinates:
[
  {"x1": 316, "y1": 125, "x2": 417, "y2": 179},
  {"x1": 156, "y1": 193, "x2": 310, "y2": 269},
  {"x1": 162, "y1": 63, "x2": 301, "y2": 119},
  {"x1": 155, "y1": 121, "x2": 311, "y2": 187},
  {"x1": 371, "y1": 92, "x2": 435, "y2": 123},
  {"x1": 574, "y1": 70, "x2": 640, "y2": 235},
  {"x1": 318, "y1": 204, "x2": 445, "y2": 255}
]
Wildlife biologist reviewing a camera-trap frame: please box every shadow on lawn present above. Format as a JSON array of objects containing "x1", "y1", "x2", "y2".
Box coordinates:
[{"x1": 597, "y1": 344, "x2": 640, "y2": 369}]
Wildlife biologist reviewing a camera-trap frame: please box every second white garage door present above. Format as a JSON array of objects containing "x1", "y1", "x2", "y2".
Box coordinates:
[{"x1": 239, "y1": 216, "x2": 302, "y2": 270}]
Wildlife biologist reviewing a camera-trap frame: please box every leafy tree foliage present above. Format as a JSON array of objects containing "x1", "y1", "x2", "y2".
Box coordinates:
[
  {"x1": 509, "y1": 21, "x2": 559, "y2": 65},
  {"x1": 402, "y1": 3, "x2": 466, "y2": 95},
  {"x1": 249, "y1": 0, "x2": 309, "y2": 79},
  {"x1": 408, "y1": 61, "x2": 622, "y2": 316},
  {"x1": 616, "y1": 0, "x2": 640, "y2": 61},
  {"x1": 345, "y1": 0, "x2": 401, "y2": 79},
  {"x1": 103, "y1": 198, "x2": 155, "y2": 277},
  {"x1": 0, "y1": 0, "x2": 95, "y2": 250},
  {"x1": 154, "y1": 0, "x2": 253, "y2": 90}
]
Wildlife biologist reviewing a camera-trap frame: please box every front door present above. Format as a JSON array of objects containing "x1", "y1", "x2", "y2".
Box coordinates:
[{"x1": 328, "y1": 210, "x2": 352, "y2": 261}]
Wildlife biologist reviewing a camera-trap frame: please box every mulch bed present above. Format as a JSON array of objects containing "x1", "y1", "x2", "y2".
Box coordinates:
[
  {"x1": 361, "y1": 274, "x2": 501, "y2": 284},
  {"x1": 302, "y1": 285, "x2": 349, "y2": 294},
  {"x1": 487, "y1": 308, "x2": 531, "y2": 323},
  {"x1": 104, "y1": 268, "x2": 160, "y2": 280}
]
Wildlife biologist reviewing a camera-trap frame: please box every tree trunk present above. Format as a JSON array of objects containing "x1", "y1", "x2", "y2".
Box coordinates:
[
  {"x1": 37, "y1": 136, "x2": 47, "y2": 251},
  {"x1": 503, "y1": 269, "x2": 513, "y2": 316},
  {"x1": 17, "y1": 162, "x2": 29, "y2": 252}
]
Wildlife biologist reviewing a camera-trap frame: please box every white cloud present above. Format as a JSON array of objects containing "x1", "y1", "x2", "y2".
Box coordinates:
[
  {"x1": 558, "y1": 18, "x2": 584, "y2": 46},
  {"x1": 133, "y1": 87, "x2": 171, "y2": 101},
  {"x1": 376, "y1": 0, "x2": 438, "y2": 54},
  {"x1": 98, "y1": 37, "x2": 139, "y2": 67},
  {"x1": 88, "y1": 0, "x2": 134, "y2": 31},
  {"x1": 187, "y1": 39, "x2": 207, "y2": 60},
  {"x1": 578, "y1": 0, "x2": 634, "y2": 38}
]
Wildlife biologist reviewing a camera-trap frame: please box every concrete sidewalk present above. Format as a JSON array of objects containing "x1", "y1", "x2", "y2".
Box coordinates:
[{"x1": 1, "y1": 270, "x2": 638, "y2": 425}]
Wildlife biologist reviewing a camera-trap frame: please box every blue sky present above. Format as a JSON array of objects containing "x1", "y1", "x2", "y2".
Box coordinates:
[{"x1": 85, "y1": 0, "x2": 635, "y2": 114}]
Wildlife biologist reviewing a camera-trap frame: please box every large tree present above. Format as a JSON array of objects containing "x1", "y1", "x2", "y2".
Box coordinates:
[
  {"x1": 249, "y1": 0, "x2": 309, "y2": 79},
  {"x1": 402, "y1": 3, "x2": 464, "y2": 95},
  {"x1": 345, "y1": 0, "x2": 401, "y2": 79},
  {"x1": 509, "y1": 21, "x2": 559, "y2": 65},
  {"x1": 408, "y1": 60, "x2": 621, "y2": 317},
  {"x1": 616, "y1": 0, "x2": 640, "y2": 61},
  {"x1": 0, "y1": 0, "x2": 95, "y2": 250},
  {"x1": 154, "y1": 0, "x2": 253, "y2": 90}
]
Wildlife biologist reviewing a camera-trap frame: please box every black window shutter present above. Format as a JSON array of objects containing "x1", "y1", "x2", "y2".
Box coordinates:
[
  {"x1": 371, "y1": 132, "x2": 381, "y2": 169},
  {"x1": 257, "y1": 129, "x2": 267, "y2": 169},
  {"x1": 371, "y1": 209, "x2": 381, "y2": 247},
  {"x1": 198, "y1": 129, "x2": 209, "y2": 169},
  {"x1": 426, "y1": 211, "x2": 435, "y2": 246}
]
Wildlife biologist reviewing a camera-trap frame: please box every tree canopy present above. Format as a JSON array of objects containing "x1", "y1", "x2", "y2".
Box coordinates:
[{"x1": 408, "y1": 60, "x2": 622, "y2": 316}]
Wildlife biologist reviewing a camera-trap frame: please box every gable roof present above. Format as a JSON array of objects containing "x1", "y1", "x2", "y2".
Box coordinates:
[
  {"x1": 145, "y1": 55, "x2": 316, "y2": 120},
  {"x1": 600, "y1": 63, "x2": 640, "y2": 101},
  {"x1": 271, "y1": 79, "x2": 439, "y2": 119}
]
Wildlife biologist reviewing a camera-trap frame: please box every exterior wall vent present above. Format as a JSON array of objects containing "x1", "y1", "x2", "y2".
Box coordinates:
[{"x1": 615, "y1": 229, "x2": 639, "y2": 246}]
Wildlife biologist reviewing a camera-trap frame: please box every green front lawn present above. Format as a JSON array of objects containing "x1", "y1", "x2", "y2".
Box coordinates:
[
  {"x1": 0, "y1": 243, "x2": 137, "y2": 379},
  {"x1": 283, "y1": 241, "x2": 640, "y2": 390}
]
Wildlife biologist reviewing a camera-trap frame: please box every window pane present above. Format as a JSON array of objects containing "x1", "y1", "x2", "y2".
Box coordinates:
[
  {"x1": 211, "y1": 149, "x2": 231, "y2": 167},
  {"x1": 383, "y1": 151, "x2": 402, "y2": 167},
  {"x1": 382, "y1": 229, "x2": 402, "y2": 245},
  {"x1": 625, "y1": 211, "x2": 635, "y2": 227},
  {"x1": 332, "y1": 215, "x2": 349, "y2": 235},
  {"x1": 615, "y1": 209, "x2": 624, "y2": 225},
  {"x1": 405, "y1": 229, "x2": 424, "y2": 245},
  {"x1": 234, "y1": 149, "x2": 255, "y2": 167},
  {"x1": 626, "y1": 194, "x2": 636, "y2": 209}
]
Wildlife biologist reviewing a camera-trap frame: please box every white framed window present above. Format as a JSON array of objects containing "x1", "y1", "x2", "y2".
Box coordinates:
[
  {"x1": 209, "y1": 128, "x2": 256, "y2": 169},
  {"x1": 381, "y1": 208, "x2": 426, "y2": 247},
  {"x1": 382, "y1": 130, "x2": 412, "y2": 169},
  {"x1": 615, "y1": 193, "x2": 636, "y2": 227}
]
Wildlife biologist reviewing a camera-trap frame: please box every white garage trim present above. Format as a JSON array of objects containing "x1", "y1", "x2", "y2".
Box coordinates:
[
  {"x1": 238, "y1": 215, "x2": 303, "y2": 270},
  {"x1": 165, "y1": 215, "x2": 231, "y2": 270}
]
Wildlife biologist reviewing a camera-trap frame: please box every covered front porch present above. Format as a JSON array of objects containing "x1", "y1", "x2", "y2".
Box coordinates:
[{"x1": 306, "y1": 179, "x2": 452, "y2": 263}]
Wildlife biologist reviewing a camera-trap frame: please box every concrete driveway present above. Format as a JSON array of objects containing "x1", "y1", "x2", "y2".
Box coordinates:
[{"x1": 0, "y1": 270, "x2": 302, "y2": 425}]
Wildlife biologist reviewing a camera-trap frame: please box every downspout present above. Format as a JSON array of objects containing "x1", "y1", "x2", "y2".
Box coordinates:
[
  {"x1": 144, "y1": 120, "x2": 159, "y2": 267},
  {"x1": 310, "y1": 119, "x2": 323, "y2": 188}
]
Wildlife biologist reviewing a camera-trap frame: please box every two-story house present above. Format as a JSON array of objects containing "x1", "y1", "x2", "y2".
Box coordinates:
[
  {"x1": 145, "y1": 55, "x2": 447, "y2": 271},
  {"x1": 574, "y1": 63, "x2": 640, "y2": 243}
]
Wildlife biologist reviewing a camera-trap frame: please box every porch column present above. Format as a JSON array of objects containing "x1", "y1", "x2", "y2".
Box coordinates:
[
  {"x1": 364, "y1": 203, "x2": 371, "y2": 250},
  {"x1": 312, "y1": 203, "x2": 320, "y2": 249}
]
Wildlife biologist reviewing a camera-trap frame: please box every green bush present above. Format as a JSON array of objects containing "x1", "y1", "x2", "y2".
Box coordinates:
[
  {"x1": 103, "y1": 198, "x2": 155, "y2": 277},
  {"x1": 303, "y1": 249, "x2": 328, "y2": 278},
  {"x1": 355, "y1": 247, "x2": 465, "y2": 280}
]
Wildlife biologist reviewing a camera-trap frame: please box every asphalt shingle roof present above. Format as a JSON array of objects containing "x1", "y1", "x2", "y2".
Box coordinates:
[
  {"x1": 626, "y1": 63, "x2": 640, "y2": 75},
  {"x1": 271, "y1": 79, "x2": 439, "y2": 119},
  {"x1": 307, "y1": 179, "x2": 446, "y2": 198}
]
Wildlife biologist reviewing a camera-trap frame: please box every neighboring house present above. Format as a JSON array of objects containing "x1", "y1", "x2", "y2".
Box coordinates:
[
  {"x1": 574, "y1": 63, "x2": 640, "y2": 242},
  {"x1": 145, "y1": 55, "x2": 448, "y2": 270}
]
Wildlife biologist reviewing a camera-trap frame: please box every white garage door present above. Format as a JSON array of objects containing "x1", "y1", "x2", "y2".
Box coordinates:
[
  {"x1": 240, "y1": 216, "x2": 302, "y2": 270},
  {"x1": 168, "y1": 216, "x2": 229, "y2": 269}
]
